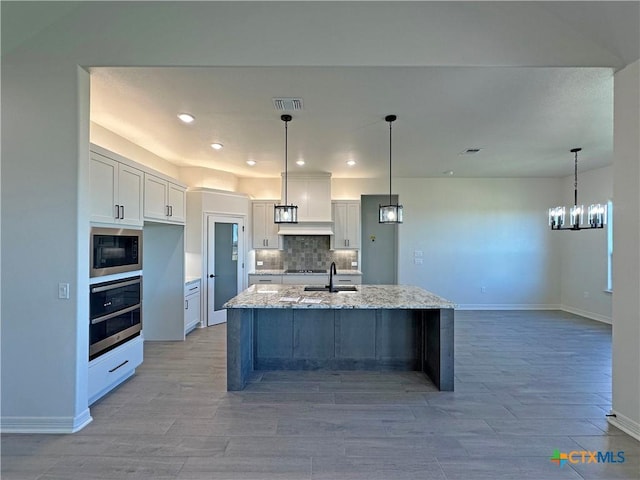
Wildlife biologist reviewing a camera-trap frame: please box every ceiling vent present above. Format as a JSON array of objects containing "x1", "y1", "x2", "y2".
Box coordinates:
[
  {"x1": 272, "y1": 97, "x2": 304, "y2": 111},
  {"x1": 459, "y1": 148, "x2": 482, "y2": 155}
]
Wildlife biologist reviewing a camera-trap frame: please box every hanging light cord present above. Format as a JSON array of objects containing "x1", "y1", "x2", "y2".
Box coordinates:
[
  {"x1": 389, "y1": 119, "x2": 393, "y2": 205},
  {"x1": 573, "y1": 148, "x2": 579, "y2": 207},
  {"x1": 284, "y1": 117, "x2": 289, "y2": 206}
]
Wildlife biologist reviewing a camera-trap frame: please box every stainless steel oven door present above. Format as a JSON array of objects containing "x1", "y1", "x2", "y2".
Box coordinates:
[{"x1": 90, "y1": 276, "x2": 142, "y2": 360}]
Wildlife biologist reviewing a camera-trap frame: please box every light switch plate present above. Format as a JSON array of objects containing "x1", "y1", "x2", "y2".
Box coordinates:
[
  {"x1": 414, "y1": 250, "x2": 423, "y2": 257},
  {"x1": 58, "y1": 283, "x2": 70, "y2": 299},
  {"x1": 414, "y1": 258, "x2": 423, "y2": 265}
]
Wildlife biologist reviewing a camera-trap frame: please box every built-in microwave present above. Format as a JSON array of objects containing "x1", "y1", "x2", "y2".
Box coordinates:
[{"x1": 90, "y1": 227, "x2": 142, "y2": 278}]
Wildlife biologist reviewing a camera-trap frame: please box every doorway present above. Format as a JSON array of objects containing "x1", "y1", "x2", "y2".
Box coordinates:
[
  {"x1": 206, "y1": 215, "x2": 245, "y2": 326},
  {"x1": 360, "y1": 194, "x2": 398, "y2": 284}
]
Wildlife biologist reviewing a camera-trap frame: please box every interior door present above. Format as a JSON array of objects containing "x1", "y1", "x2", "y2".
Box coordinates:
[
  {"x1": 360, "y1": 194, "x2": 398, "y2": 284},
  {"x1": 207, "y1": 216, "x2": 245, "y2": 326}
]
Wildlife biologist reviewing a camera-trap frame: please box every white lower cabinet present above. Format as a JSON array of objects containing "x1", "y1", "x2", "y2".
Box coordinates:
[
  {"x1": 88, "y1": 335, "x2": 143, "y2": 405},
  {"x1": 333, "y1": 274, "x2": 362, "y2": 285},
  {"x1": 282, "y1": 275, "x2": 327, "y2": 285},
  {"x1": 248, "y1": 275, "x2": 283, "y2": 285},
  {"x1": 184, "y1": 280, "x2": 201, "y2": 335}
]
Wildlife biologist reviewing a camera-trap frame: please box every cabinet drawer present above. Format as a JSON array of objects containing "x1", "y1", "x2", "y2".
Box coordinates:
[
  {"x1": 334, "y1": 275, "x2": 362, "y2": 285},
  {"x1": 88, "y1": 335, "x2": 143, "y2": 405},
  {"x1": 184, "y1": 281, "x2": 201, "y2": 296},
  {"x1": 249, "y1": 275, "x2": 283, "y2": 285}
]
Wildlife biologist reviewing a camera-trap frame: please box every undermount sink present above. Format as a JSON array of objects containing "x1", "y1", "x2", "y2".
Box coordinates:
[{"x1": 303, "y1": 285, "x2": 358, "y2": 292}]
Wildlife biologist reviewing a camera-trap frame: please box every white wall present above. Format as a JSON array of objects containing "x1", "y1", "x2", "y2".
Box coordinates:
[
  {"x1": 611, "y1": 60, "x2": 640, "y2": 439},
  {"x1": 179, "y1": 167, "x2": 239, "y2": 192},
  {"x1": 559, "y1": 166, "x2": 613, "y2": 322},
  {"x1": 396, "y1": 177, "x2": 562, "y2": 308},
  {"x1": 91, "y1": 122, "x2": 180, "y2": 179},
  {"x1": 185, "y1": 189, "x2": 250, "y2": 279}
]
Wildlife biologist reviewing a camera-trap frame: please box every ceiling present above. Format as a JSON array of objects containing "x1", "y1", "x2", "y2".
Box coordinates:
[{"x1": 85, "y1": 2, "x2": 639, "y2": 180}]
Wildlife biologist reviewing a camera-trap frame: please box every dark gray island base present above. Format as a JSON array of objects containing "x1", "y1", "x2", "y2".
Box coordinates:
[{"x1": 224, "y1": 285, "x2": 455, "y2": 392}]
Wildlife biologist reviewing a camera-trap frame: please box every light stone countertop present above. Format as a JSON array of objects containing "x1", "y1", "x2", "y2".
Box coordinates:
[{"x1": 224, "y1": 284, "x2": 454, "y2": 310}]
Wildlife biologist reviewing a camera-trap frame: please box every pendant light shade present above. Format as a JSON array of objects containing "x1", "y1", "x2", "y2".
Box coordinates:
[
  {"x1": 379, "y1": 114, "x2": 403, "y2": 224},
  {"x1": 548, "y1": 148, "x2": 607, "y2": 231},
  {"x1": 274, "y1": 114, "x2": 298, "y2": 224}
]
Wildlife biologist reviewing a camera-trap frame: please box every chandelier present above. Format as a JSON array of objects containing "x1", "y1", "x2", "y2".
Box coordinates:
[{"x1": 548, "y1": 148, "x2": 607, "y2": 230}]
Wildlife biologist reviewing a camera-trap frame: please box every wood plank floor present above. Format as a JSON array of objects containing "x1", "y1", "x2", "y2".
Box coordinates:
[{"x1": 2, "y1": 311, "x2": 639, "y2": 479}]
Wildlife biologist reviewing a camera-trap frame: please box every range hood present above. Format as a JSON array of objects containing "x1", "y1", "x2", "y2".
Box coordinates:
[
  {"x1": 278, "y1": 221, "x2": 334, "y2": 236},
  {"x1": 277, "y1": 173, "x2": 333, "y2": 235}
]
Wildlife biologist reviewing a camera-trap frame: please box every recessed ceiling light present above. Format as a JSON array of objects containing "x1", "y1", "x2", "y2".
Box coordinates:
[
  {"x1": 246, "y1": 160, "x2": 256, "y2": 166},
  {"x1": 296, "y1": 159, "x2": 305, "y2": 166},
  {"x1": 346, "y1": 160, "x2": 356, "y2": 167},
  {"x1": 210, "y1": 143, "x2": 223, "y2": 150},
  {"x1": 177, "y1": 113, "x2": 195, "y2": 124}
]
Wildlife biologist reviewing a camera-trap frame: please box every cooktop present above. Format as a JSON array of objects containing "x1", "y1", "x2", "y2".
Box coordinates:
[{"x1": 285, "y1": 269, "x2": 328, "y2": 274}]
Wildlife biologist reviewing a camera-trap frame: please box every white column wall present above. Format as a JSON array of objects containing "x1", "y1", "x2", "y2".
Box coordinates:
[{"x1": 610, "y1": 60, "x2": 640, "y2": 439}]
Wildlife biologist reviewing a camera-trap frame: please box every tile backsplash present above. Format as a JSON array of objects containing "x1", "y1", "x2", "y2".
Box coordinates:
[{"x1": 255, "y1": 236, "x2": 357, "y2": 270}]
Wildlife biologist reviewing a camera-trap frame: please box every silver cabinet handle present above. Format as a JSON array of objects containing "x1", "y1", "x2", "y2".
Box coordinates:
[
  {"x1": 108, "y1": 360, "x2": 129, "y2": 373},
  {"x1": 188, "y1": 286, "x2": 198, "y2": 291},
  {"x1": 120, "y1": 205, "x2": 124, "y2": 219},
  {"x1": 91, "y1": 303, "x2": 141, "y2": 325},
  {"x1": 91, "y1": 277, "x2": 141, "y2": 293},
  {"x1": 166, "y1": 205, "x2": 170, "y2": 216},
  {"x1": 185, "y1": 299, "x2": 189, "y2": 310},
  {"x1": 169, "y1": 205, "x2": 173, "y2": 217},
  {"x1": 115, "y1": 204, "x2": 120, "y2": 219}
]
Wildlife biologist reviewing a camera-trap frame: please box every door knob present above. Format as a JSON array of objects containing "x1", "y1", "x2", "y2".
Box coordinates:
[{"x1": 209, "y1": 274, "x2": 216, "y2": 278}]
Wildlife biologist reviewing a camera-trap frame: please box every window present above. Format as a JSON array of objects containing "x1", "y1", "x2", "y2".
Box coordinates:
[{"x1": 607, "y1": 200, "x2": 613, "y2": 291}]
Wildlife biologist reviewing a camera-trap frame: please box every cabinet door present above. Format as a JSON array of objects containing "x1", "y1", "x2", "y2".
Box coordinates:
[
  {"x1": 185, "y1": 292, "x2": 201, "y2": 333},
  {"x1": 252, "y1": 203, "x2": 268, "y2": 248},
  {"x1": 118, "y1": 164, "x2": 144, "y2": 227},
  {"x1": 144, "y1": 174, "x2": 168, "y2": 221},
  {"x1": 346, "y1": 202, "x2": 361, "y2": 248},
  {"x1": 90, "y1": 153, "x2": 118, "y2": 224},
  {"x1": 333, "y1": 202, "x2": 348, "y2": 248},
  {"x1": 168, "y1": 183, "x2": 186, "y2": 224},
  {"x1": 252, "y1": 202, "x2": 279, "y2": 249}
]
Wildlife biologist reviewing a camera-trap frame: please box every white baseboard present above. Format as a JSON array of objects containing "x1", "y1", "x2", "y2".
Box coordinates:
[
  {"x1": 560, "y1": 305, "x2": 612, "y2": 324},
  {"x1": 1, "y1": 408, "x2": 92, "y2": 434},
  {"x1": 607, "y1": 410, "x2": 640, "y2": 441},
  {"x1": 456, "y1": 304, "x2": 561, "y2": 310}
]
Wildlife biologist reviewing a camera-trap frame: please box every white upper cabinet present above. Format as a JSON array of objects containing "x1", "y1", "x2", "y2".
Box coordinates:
[
  {"x1": 90, "y1": 151, "x2": 143, "y2": 227},
  {"x1": 252, "y1": 201, "x2": 280, "y2": 249},
  {"x1": 283, "y1": 173, "x2": 332, "y2": 222},
  {"x1": 332, "y1": 201, "x2": 361, "y2": 249},
  {"x1": 144, "y1": 173, "x2": 186, "y2": 224}
]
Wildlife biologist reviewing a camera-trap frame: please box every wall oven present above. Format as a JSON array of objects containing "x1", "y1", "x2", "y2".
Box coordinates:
[
  {"x1": 90, "y1": 227, "x2": 142, "y2": 278},
  {"x1": 90, "y1": 276, "x2": 142, "y2": 360}
]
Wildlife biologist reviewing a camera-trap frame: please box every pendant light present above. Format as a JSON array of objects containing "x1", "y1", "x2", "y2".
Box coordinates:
[
  {"x1": 548, "y1": 148, "x2": 607, "y2": 230},
  {"x1": 379, "y1": 114, "x2": 403, "y2": 223},
  {"x1": 274, "y1": 114, "x2": 298, "y2": 223}
]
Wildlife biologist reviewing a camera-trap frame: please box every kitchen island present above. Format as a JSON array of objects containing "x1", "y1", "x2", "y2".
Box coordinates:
[{"x1": 223, "y1": 284, "x2": 455, "y2": 391}]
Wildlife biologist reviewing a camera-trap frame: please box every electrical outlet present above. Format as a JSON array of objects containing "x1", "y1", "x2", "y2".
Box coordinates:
[
  {"x1": 481, "y1": 286, "x2": 487, "y2": 293},
  {"x1": 58, "y1": 283, "x2": 70, "y2": 299},
  {"x1": 256, "y1": 261, "x2": 264, "y2": 266},
  {"x1": 351, "y1": 261, "x2": 358, "y2": 267},
  {"x1": 414, "y1": 250, "x2": 423, "y2": 257},
  {"x1": 414, "y1": 258, "x2": 423, "y2": 265}
]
